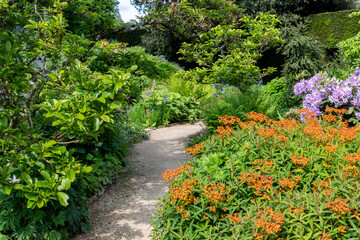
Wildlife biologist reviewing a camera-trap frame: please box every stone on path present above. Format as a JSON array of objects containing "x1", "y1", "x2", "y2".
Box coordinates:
[{"x1": 72, "y1": 122, "x2": 204, "y2": 240}]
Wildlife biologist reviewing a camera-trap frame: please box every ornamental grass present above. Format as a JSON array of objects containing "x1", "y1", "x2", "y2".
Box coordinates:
[{"x1": 151, "y1": 108, "x2": 360, "y2": 239}]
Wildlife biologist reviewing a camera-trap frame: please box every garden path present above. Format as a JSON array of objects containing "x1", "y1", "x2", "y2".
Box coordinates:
[{"x1": 73, "y1": 122, "x2": 205, "y2": 240}]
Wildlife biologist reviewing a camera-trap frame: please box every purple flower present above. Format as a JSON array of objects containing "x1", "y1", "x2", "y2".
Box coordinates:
[
  {"x1": 146, "y1": 91, "x2": 151, "y2": 95},
  {"x1": 356, "y1": 112, "x2": 360, "y2": 120},
  {"x1": 328, "y1": 84, "x2": 352, "y2": 106}
]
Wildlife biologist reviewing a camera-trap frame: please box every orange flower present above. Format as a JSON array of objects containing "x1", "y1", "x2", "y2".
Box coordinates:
[
  {"x1": 186, "y1": 142, "x2": 205, "y2": 156},
  {"x1": 318, "y1": 232, "x2": 332, "y2": 240},
  {"x1": 228, "y1": 213, "x2": 241, "y2": 224},
  {"x1": 290, "y1": 155, "x2": 309, "y2": 167},
  {"x1": 278, "y1": 176, "x2": 300, "y2": 191},
  {"x1": 162, "y1": 165, "x2": 191, "y2": 181},
  {"x1": 239, "y1": 172, "x2": 273, "y2": 196},
  {"x1": 202, "y1": 183, "x2": 228, "y2": 204},
  {"x1": 218, "y1": 115, "x2": 241, "y2": 126},
  {"x1": 342, "y1": 165, "x2": 359, "y2": 178},
  {"x1": 245, "y1": 112, "x2": 268, "y2": 123},
  {"x1": 254, "y1": 208, "x2": 285, "y2": 235},
  {"x1": 251, "y1": 159, "x2": 274, "y2": 170},
  {"x1": 169, "y1": 179, "x2": 198, "y2": 205},
  {"x1": 343, "y1": 150, "x2": 360, "y2": 164},
  {"x1": 254, "y1": 232, "x2": 265, "y2": 240},
  {"x1": 214, "y1": 126, "x2": 233, "y2": 139},
  {"x1": 256, "y1": 126, "x2": 276, "y2": 138},
  {"x1": 338, "y1": 225, "x2": 346, "y2": 233},
  {"x1": 326, "y1": 198, "x2": 351, "y2": 215}
]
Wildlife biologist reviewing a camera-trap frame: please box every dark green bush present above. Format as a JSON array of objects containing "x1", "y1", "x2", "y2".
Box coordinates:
[{"x1": 308, "y1": 10, "x2": 360, "y2": 49}]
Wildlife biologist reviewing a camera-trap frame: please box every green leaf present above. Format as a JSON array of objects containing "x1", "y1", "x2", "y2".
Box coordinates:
[
  {"x1": 67, "y1": 169, "x2": 75, "y2": 182},
  {"x1": 110, "y1": 101, "x2": 122, "y2": 110},
  {"x1": 41, "y1": 171, "x2": 51, "y2": 182},
  {"x1": 52, "y1": 120, "x2": 65, "y2": 126},
  {"x1": 79, "y1": 106, "x2": 86, "y2": 113},
  {"x1": 61, "y1": 178, "x2": 71, "y2": 190},
  {"x1": 96, "y1": 97, "x2": 106, "y2": 104},
  {"x1": 76, "y1": 113, "x2": 85, "y2": 120},
  {"x1": 21, "y1": 172, "x2": 32, "y2": 185},
  {"x1": 83, "y1": 166, "x2": 92, "y2": 173},
  {"x1": 4, "y1": 185, "x2": 12, "y2": 194},
  {"x1": 100, "y1": 115, "x2": 111, "y2": 123},
  {"x1": 45, "y1": 140, "x2": 57, "y2": 149},
  {"x1": 37, "y1": 199, "x2": 44, "y2": 208},
  {"x1": 5, "y1": 41, "x2": 11, "y2": 52},
  {"x1": 27, "y1": 200, "x2": 36, "y2": 209},
  {"x1": 25, "y1": 193, "x2": 38, "y2": 201},
  {"x1": 57, "y1": 192, "x2": 69, "y2": 206},
  {"x1": 93, "y1": 118, "x2": 101, "y2": 131}
]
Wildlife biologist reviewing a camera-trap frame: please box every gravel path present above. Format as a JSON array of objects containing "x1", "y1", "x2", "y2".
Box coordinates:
[{"x1": 73, "y1": 122, "x2": 205, "y2": 240}]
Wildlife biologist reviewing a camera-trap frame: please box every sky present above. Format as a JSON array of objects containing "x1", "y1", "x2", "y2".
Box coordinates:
[{"x1": 118, "y1": 0, "x2": 140, "y2": 22}]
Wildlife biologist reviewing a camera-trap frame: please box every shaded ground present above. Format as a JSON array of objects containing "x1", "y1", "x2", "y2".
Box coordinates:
[{"x1": 73, "y1": 122, "x2": 205, "y2": 240}]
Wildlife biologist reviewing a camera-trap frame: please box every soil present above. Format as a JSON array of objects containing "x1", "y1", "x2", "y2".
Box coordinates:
[{"x1": 72, "y1": 122, "x2": 205, "y2": 240}]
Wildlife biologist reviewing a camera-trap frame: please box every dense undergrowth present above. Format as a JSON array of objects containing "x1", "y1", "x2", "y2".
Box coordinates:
[{"x1": 152, "y1": 110, "x2": 360, "y2": 239}]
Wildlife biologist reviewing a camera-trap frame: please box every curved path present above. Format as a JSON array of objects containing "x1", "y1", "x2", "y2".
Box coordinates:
[{"x1": 73, "y1": 122, "x2": 204, "y2": 240}]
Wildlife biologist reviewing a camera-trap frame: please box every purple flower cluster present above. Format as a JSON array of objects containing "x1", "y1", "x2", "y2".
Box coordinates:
[{"x1": 294, "y1": 68, "x2": 360, "y2": 119}]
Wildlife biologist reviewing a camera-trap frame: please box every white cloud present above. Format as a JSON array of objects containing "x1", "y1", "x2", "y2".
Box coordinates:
[{"x1": 119, "y1": 0, "x2": 140, "y2": 22}]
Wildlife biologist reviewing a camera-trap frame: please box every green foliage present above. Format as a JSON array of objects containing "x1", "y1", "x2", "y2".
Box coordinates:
[
  {"x1": 167, "y1": 71, "x2": 215, "y2": 100},
  {"x1": 235, "y1": 0, "x2": 358, "y2": 16},
  {"x1": 338, "y1": 11, "x2": 360, "y2": 68},
  {"x1": 128, "y1": 86, "x2": 201, "y2": 127},
  {"x1": 308, "y1": 10, "x2": 360, "y2": 49},
  {"x1": 280, "y1": 16, "x2": 326, "y2": 83},
  {"x1": 203, "y1": 87, "x2": 279, "y2": 132},
  {"x1": 0, "y1": 3, "x2": 146, "y2": 239},
  {"x1": 144, "y1": 0, "x2": 282, "y2": 89},
  {"x1": 63, "y1": 0, "x2": 122, "y2": 40},
  {"x1": 152, "y1": 111, "x2": 360, "y2": 239}
]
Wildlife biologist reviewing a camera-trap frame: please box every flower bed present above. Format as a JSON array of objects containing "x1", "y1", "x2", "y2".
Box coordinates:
[{"x1": 152, "y1": 110, "x2": 360, "y2": 239}]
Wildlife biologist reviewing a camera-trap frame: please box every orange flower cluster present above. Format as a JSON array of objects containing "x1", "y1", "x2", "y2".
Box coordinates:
[
  {"x1": 251, "y1": 159, "x2": 274, "y2": 170},
  {"x1": 339, "y1": 225, "x2": 346, "y2": 233},
  {"x1": 169, "y1": 179, "x2": 198, "y2": 205},
  {"x1": 272, "y1": 118, "x2": 300, "y2": 133},
  {"x1": 185, "y1": 142, "x2": 205, "y2": 156},
  {"x1": 342, "y1": 165, "x2": 359, "y2": 178},
  {"x1": 254, "y1": 208, "x2": 285, "y2": 235},
  {"x1": 214, "y1": 126, "x2": 233, "y2": 139},
  {"x1": 303, "y1": 118, "x2": 325, "y2": 142},
  {"x1": 202, "y1": 183, "x2": 228, "y2": 204},
  {"x1": 256, "y1": 127, "x2": 276, "y2": 138},
  {"x1": 325, "y1": 143, "x2": 337, "y2": 153},
  {"x1": 288, "y1": 205, "x2": 304, "y2": 215},
  {"x1": 228, "y1": 213, "x2": 241, "y2": 224},
  {"x1": 218, "y1": 115, "x2": 241, "y2": 126},
  {"x1": 335, "y1": 126, "x2": 360, "y2": 143},
  {"x1": 325, "y1": 107, "x2": 347, "y2": 115},
  {"x1": 239, "y1": 172, "x2": 273, "y2": 195},
  {"x1": 343, "y1": 150, "x2": 360, "y2": 164},
  {"x1": 290, "y1": 155, "x2": 309, "y2": 167},
  {"x1": 274, "y1": 134, "x2": 289, "y2": 142},
  {"x1": 162, "y1": 165, "x2": 191, "y2": 181},
  {"x1": 245, "y1": 112, "x2": 268, "y2": 123},
  {"x1": 312, "y1": 180, "x2": 333, "y2": 195},
  {"x1": 325, "y1": 199, "x2": 351, "y2": 215},
  {"x1": 254, "y1": 232, "x2": 265, "y2": 240},
  {"x1": 238, "y1": 120, "x2": 256, "y2": 130},
  {"x1": 318, "y1": 232, "x2": 332, "y2": 240},
  {"x1": 322, "y1": 114, "x2": 338, "y2": 124},
  {"x1": 278, "y1": 176, "x2": 300, "y2": 191}
]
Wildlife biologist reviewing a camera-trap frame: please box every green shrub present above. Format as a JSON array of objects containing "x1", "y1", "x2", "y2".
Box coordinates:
[
  {"x1": 308, "y1": 10, "x2": 360, "y2": 49},
  {"x1": 0, "y1": 5, "x2": 146, "y2": 239},
  {"x1": 128, "y1": 86, "x2": 201, "y2": 127},
  {"x1": 152, "y1": 110, "x2": 360, "y2": 239},
  {"x1": 202, "y1": 87, "x2": 278, "y2": 132}
]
